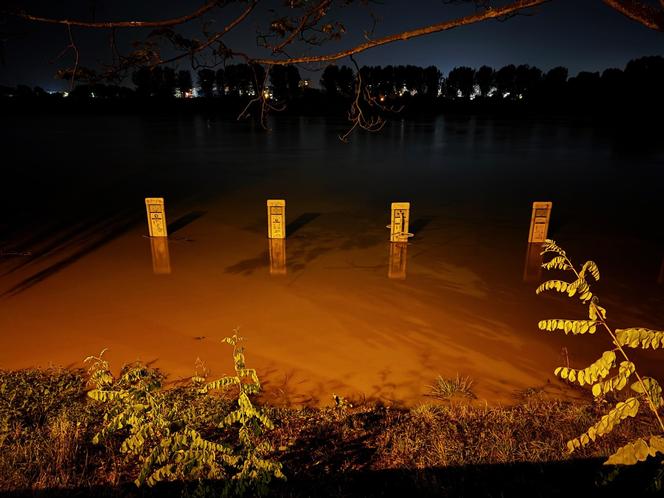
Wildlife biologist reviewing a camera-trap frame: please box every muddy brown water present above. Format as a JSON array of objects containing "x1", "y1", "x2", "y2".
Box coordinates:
[{"x1": 1, "y1": 114, "x2": 662, "y2": 406}]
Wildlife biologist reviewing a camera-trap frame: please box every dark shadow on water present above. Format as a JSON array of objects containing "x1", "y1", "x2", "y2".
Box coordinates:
[
  {"x1": 0, "y1": 213, "x2": 142, "y2": 299},
  {"x1": 167, "y1": 211, "x2": 206, "y2": 234},
  {"x1": 5, "y1": 459, "x2": 663, "y2": 497},
  {"x1": 286, "y1": 213, "x2": 321, "y2": 238},
  {"x1": 410, "y1": 216, "x2": 434, "y2": 236}
]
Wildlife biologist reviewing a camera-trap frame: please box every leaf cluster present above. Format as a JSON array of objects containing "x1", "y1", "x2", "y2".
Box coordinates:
[{"x1": 537, "y1": 240, "x2": 664, "y2": 466}]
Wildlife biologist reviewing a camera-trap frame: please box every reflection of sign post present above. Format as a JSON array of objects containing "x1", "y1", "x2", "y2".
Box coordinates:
[
  {"x1": 269, "y1": 238, "x2": 287, "y2": 276},
  {"x1": 388, "y1": 242, "x2": 408, "y2": 280},
  {"x1": 528, "y1": 201, "x2": 552, "y2": 243},
  {"x1": 523, "y1": 243, "x2": 543, "y2": 283},
  {"x1": 389, "y1": 202, "x2": 413, "y2": 242},
  {"x1": 150, "y1": 237, "x2": 171, "y2": 275},
  {"x1": 267, "y1": 199, "x2": 286, "y2": 239},
  {"x1": 145, "y1": 198, "x2": 168, "y2": 237}
]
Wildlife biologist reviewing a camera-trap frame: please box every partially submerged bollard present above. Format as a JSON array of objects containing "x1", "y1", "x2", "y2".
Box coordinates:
[
  {"x1": 388, "y1": 242, "x2": 408, "y2": 280},
  {"x1": 388, "y1": 202, "x2": 413, "y2": 242},
  {"x1": 150, "y1": 237, "x2": 171, "y2": 274},
  {"x1": 145, "y1": 197, "x2": 170, "y2": 274},
  {"x1": 524, "y1": 202, "x2": 551, "y2": 282},
  {"x1": 267, "y1": 199, "x2": 286, "y2": 239},
  {"x1": 145, "y1": 197, "x2": 168, "y2": 237},
  {"x1": 269, "y1": 238, "x2": 287, "y2": 276},
  {"x1": 527, "y1": 201, "x2": 552, "y2": 243},
  {"x1": 387, "y1": 202, "x2": 412, "y2": 279}
]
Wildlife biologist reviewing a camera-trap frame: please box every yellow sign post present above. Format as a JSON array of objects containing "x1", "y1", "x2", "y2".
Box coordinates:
[
  {"x1": 388, "y1": 202, "x2": 413, "y2": 243},
  {"x1": 145, "y1": 197, "x2": 168, "y2": 237},
  {"x1": 388, "y1": 242, "x2": 408, "y2": 280},
  {"x1": 150, "y1": 237, "x2": 171, "y2": 274},
  {"x1": 267, "y1": 199, "x2": 286, "y2": 239},
  {"x1": 269, "y1": 238, "x2": 287, "y2": 276},
  {"x1": 527, "y1": 201, "x2": 552, "y2": 243}
]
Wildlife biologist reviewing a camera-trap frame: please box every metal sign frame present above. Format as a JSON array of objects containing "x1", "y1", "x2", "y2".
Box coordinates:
[
  {"x1": 389, "y1": 202, "x2": 412, "y2": 243},
  {"x1": 145, "y1": 197, "x2": 168, "y2": 237},
  {"x1": 528, "y1": 201, "x2": 552, "y2": 243},
  {"x1": 267, "y1": 199, "x2": 286, "y2": 239}
]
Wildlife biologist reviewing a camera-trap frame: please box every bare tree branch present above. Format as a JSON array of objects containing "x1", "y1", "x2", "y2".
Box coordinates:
[
  {"x1": 8, "y1": 0, "x2": 225, "y2": 29},
  {"x1": 158, "y1": 1, "x2": 258, "y2": 67},
  {"x1": 253, "y1": 0, "x2": 551, "y2": 66},
  {"x1": 602, "y1": 0, "x2": 664, "y2": 31}
]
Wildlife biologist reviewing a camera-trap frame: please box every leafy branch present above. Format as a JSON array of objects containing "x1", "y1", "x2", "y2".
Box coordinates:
[{"x1": 537, "y1": 239, "x2": 664, "y2": 465}]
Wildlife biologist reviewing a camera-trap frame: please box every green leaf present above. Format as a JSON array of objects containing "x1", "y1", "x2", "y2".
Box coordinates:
[
  {"x1": 605, "y1": 438, "x2": 650, "y2": 465},
  {"x1": 538, "y1": 319, "x2": 598, "y2": 335},
  {"x1": 630, "y1": 377, "x2": 663, "y2": 408},
  {"x1": 567, "y1": 398, "x2": 640, "y2": 453},
  {"x1": 615, "y1": 328, "x2": 664, "y2": 349},
  {"x1": 536, "y1": 280, "x2": 570, "y2": 295}
]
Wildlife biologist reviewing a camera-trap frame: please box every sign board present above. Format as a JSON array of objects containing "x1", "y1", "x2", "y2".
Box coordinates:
[
  {"x1": 145, "y1": 197, "x2": 168, "y2": 237},
  {"x1": 523, "y1": 242, "x2": 543, "y2": 283},
  {"x1": 267, "y1": 199, "x2": 286, "y2": 239},
  {"x1": 528, "y1": 201, "x2": 552, "y2": 243},
  {"x1": 389, "y1": 202, "x2": 412, "y2": 243},
  {"x1": 269, "y1": 238, "x2": 287, "y2": 276},
  {"x1": 150, "y1": 237, "x2": 171, "y2": 275},
  {"x1": 388, "y1": 242, "x2": 408, "y2": 280}
]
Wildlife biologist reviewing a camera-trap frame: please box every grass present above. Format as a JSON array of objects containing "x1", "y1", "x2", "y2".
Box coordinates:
[
  {"x1": 1, "y1": 366, "x2": 663, "y2": 496},
  {"x1": 426, "y1": 373, "x2": 476, "y2": 400}
]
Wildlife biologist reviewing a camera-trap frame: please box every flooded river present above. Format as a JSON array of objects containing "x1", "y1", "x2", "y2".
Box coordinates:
[{"x1": 1, "y1": 114, "x2": 662, "y2": 406}]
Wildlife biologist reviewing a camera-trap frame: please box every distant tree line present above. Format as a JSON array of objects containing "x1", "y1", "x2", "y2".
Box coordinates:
[{"x1": 2, "y1": 56, "x2": 662, "y2": 112}]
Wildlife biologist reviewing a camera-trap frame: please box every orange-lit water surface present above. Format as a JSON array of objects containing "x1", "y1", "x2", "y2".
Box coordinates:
[{"x1": 1, "y1": 115, "x2": 662, "y2": 406}]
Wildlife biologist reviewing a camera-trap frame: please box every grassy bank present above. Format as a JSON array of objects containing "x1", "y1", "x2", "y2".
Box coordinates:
[{"x1": 1, "y1": 364, "x2": 663, "y2": 497}]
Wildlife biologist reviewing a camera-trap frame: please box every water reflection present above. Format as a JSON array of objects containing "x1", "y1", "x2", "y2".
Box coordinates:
[
  {"x1": 269, "y1": 238, "x2": 287, "y2": 276},
  {"x1": 523, "y1": 243, "x2": 544, "y2": 283},
  {"x1": 388, "y1": 242, "x2": 408, "y2": 280},
  {"x1": 658, "y1": 258, "x2": 664, "y2": 285},
  {"x1": 150, "y1": 237, "x2": 171, "y2": 275}
]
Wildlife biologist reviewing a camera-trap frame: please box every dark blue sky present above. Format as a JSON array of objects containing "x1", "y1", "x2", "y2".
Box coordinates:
[{"x1": 2, "y1": 0, "x2": 663, "y2": 89}]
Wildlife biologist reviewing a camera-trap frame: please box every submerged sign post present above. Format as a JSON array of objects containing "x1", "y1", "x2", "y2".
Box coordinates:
[
  {"x1": 389, "y1": 202, "x2": 413, "y2": 243},
  {"x1": 527, "y1": 201, "x2": 552, "y2": 243},
  {"x1": 145, "y1": 198, "x2": 168, "y2": 238},
  {"x1": 269, "y1": 238, "x2": 287, "y2": 276},
  {"x1": 150, "y1": 237, "x2": 171, "y2": 274},
  {"x1": 388, "y1": 242, "x2": 408, "y2": 280},
  {"x1": 267, "y1": 199, "x2": 286, "y2": 239}
]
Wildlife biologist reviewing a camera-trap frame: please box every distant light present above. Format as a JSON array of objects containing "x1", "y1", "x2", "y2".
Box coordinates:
[
  {"x1": 90, "y1": 92, "x2": 96, "y2": 98},
  {"x1": 502, "y1": 91, "x2": 510, "y2": 98},
  {"x1": 63, "y1": 91, "x2": 70, "y2": 98},
  {"x1": 379, "y1": 95, "x2": 385, "y2": 102}
]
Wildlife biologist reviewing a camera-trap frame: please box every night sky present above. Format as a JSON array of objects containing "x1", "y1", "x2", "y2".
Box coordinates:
[{"x1": 2, "y1": 0, "x2": 662, "y2": 89}]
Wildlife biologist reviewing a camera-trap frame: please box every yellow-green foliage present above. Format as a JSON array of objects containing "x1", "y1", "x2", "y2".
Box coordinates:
[
  {"x1": 85, "y1": 334, "x2": 284, "y2": 492},
  {"x1": 537, "y1": 239, "x2": 664, "y2": 465}
]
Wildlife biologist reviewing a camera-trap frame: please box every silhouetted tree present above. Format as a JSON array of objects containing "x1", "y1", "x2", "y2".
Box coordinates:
[
  {"x1": 515, "y1": 64, "x2": 542, "y2": 100},
  {"x1": 542, "y1": 66, "x2": 568, "y2": 100},
  {"x1": 197, "y1": 69, "x2": 215, "y2": 98},
  {"x1": 446, "y1": 66, "x2": 475, "y2": 98},
  {"x1": 132, "y1": 67, "x2": 153, "y2": 97},
  {"x1": 495, "y1": 64, "x2": 516, "y2": 98},
  {"x1": 270, "y1": 64, "x2": 301, "y2": 101},
  {"x1": 214, "y1": 68, "x2": 225, "y2": 96},
  {"x1": 177, "y1": 70, "x2": 192, "y2": 96},
  {"x1": 423, "y1": 65, "x2": 442, "y2": 99},
  {"x1": 475, "y1": 65, "x2": 494, "y2": 97}
]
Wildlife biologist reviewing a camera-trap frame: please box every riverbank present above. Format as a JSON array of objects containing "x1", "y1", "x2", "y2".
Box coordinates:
[{"x1": 1, "y1": 366, "x2": 662, "y2": 497}]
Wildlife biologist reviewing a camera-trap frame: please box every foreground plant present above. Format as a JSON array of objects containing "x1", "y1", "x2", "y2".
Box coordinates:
[
  {"x1": 536, "y1": 239, "x2": 664, "y2": 465},
  {"x1": 86, "y1": 333, "x2": 283, "y2": 492}
]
